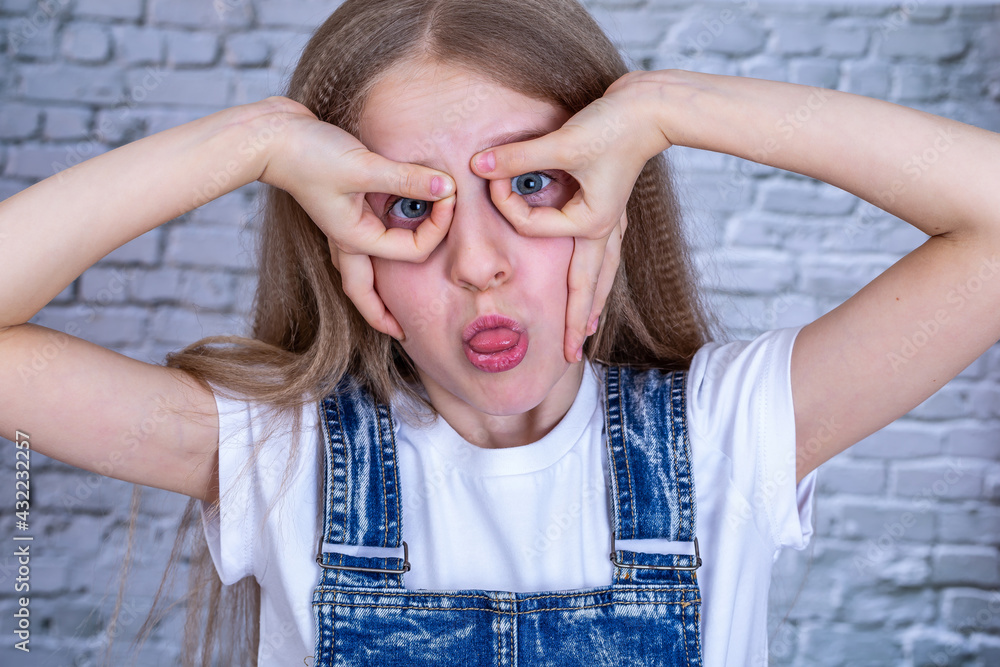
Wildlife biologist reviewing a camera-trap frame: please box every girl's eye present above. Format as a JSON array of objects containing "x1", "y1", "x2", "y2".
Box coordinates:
[
  {"x1": 389, "y1": 198, "x2": 432, "y2": 221},
  {"x1": 511, "y1": 172, "x2": 552, "y2": 196}
]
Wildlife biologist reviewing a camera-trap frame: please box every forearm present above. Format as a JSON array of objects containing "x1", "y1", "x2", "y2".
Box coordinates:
[
  {"x1": 0, "y1": 96, "x2": 296, "y2": 328},
  {"x1": 641, "y1": 69, "x2": 1000, "y2": 240}
]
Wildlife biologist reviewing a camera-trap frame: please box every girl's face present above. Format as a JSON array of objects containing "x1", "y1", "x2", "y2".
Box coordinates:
[{"x1": 360, "y1": 61, "x2": 582, "y2": 435}]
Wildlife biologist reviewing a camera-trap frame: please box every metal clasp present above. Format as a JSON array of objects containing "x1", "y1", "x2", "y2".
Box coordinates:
[
  {"x1": 610, "y1": 535, "x2": 702, "y2": 571},
  {"x1": 316, "y1": 540, "x2": 411, "y2": 574}
]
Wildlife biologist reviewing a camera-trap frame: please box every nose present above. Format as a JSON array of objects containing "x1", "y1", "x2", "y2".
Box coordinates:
[{"x1": 446, "y1": 182, "x2": 514, "y2": 292}]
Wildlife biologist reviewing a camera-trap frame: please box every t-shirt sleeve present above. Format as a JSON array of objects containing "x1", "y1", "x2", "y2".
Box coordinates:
[
  {"x1": 200, "y1": 389, "x2": 258, "y2": 585},
  {"x1": 686, "y1": 325, "x2": 817, "y2": 552}
]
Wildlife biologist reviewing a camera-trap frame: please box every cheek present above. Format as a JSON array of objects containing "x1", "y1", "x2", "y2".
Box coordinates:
[{"x1": 371, "y1": 258, "x2": 441, "y2": 330}]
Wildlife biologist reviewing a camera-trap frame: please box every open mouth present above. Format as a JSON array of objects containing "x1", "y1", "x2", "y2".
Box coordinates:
[{"x1": 462, "y1": 314, "x2": 529, "y2": 373}]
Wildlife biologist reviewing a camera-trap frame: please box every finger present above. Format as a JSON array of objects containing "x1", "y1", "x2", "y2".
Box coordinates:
[
  {"x1": 487, "y1": 178, "x2": 584, "y2": 238},
  {"x1": 346, "y1": 195, "x2": 455, "y2": 262},
  {"x1": 471, "y1": 133, "x2": 567, "y2": 179},
  {"x1": 563, "y1": 235, "x2": 608, "y2": 363},
  {"x1": 587, "y1": 212, "x2": 627, "y2": 332},
  {"x1": 355, "y1": 153, "x2": 455, "y2": 201},
  {"x1": 338, "y1": 251, "x2": 405, "y2": 340}
]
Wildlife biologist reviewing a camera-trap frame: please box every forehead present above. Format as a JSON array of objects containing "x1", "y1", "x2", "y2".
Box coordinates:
[{"x1": 358, "y1": 61, "x2": 569, "y2": 167}]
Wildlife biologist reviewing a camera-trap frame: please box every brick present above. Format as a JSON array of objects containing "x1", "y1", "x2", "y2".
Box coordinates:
[
  {"x1": 111, "y1": 25, "x2": 166, "y2": 66},
  {"x1": 43, "y1": 105, "x2": 92, "y2": 140},
  {"x1": 4, "y1": 142, "x2": 106, "y2": 180},
  {"x1": 817, "y1": 459, "x2": 886, "y2": 495},
  {"x1": 104, "y1": 229, "x2": 162, "y2": 264},
  {"x1": 788, "y1": 58, "x2": 840, "y2": 89},
  {"x1": 165, "y1": 30, "x2": 220, "y2": 67},
  {"x1": 799, "y1": 257, "x2": 888, "y2": 298},
  {"x1": 224, "y1": 33, "x2": 270, "y2": 67},
  {"x1": 770, "y1": 19, "x2": 821, "y2": 56},
  {"x1": 255, "y1": 0, "x2": 340, "y2": 30},
  {"x1": 695, "y1": 250, "x2": 795, "y2": 294},
  {"x1": 851, "y1": 424, "x2": 942, "y2": 459},
  {"x1": 19, "y1": 64, "x2": 125, "y2": 104},
  {"x1": 801, "y1": 625, "x2": 903, "y2": 665},
  {"x1": 79, "y1": 266, "x2": 136, "y2": 304},
  {"x1": 672, "y1": 13, "x2": 766, "y2": 57},
  {"x1": 166, "y1": 225, "x2": 253, "y2": 270},
  {"x1": 843, "y1": 587, "x2": 935, "y2": 627},
  {"x1": 6, "y1": 18, "x2": 57, "y2": 60},
  {"x1": 61, "y1": 22, "x2": 112, "y2": 64},
  {"x1": 149, "y1": 307, "x2": 241, "y2": 345},
  {"x1": 881, "y1": 27, "x2": 969, "y2": 61},
  {"x1": 842, "y1": 61, "x2": 890, "y2": 99},
  {"x1": 892, "y1": 459, "x2": 983, "y2": 500},
  {"x1": 150, "y1": 0, "x2": 252, "y2": 28},
  {"x1": 838, "y1": 500, "x2": 935, "y2": 542},
  {"x1": 588, "y1": 7, "x2": 666, "y2": 49},
  {"x1": 821, "y1": 26, "x2": 869, "y2": 58},
  {"x1": 124, "y1": 68, "x2": 231, "y2": 107},
  {"x1": 911, "y1": 631, "x2": 975, "y2": 667},
  {"x1": 944, "y1": 425, "x2": 1000, "y2": 459},
  {"x1": 231, "y1": 68, "x2": 281, "y2": 105},
  {"x1": 761, "y1": 182, "x2": 856, "y2": 217},
  {"x1": 896, "y1": 63, "x2": 947, "y2": 102},
  {"x1": 132, "y1": 268, "x2": 183, "y2": 302},
  {"x1": 177, "y1": 270, "x2": 236, "y2": 309},
  {"x1": 931, "y1": 545, "x2": 1000, "y2": 586},
  {"x1": 73, "y1": 0, "x2": 144, "y2": 21},
  {"x1": 938, "y1": 506, "x2": 1000, "y2": 544},
  {"x1": 907, "y1": 386, "x2": 971, "y2": 420},
  {"x1": 0, "y1": 102, "x2": 41, "y2": 139}
]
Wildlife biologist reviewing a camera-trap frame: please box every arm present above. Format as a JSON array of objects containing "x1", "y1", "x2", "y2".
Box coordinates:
[
  {"x1": 0, "y1": 94, "x2": 456, "y2": 502},
  {"x1": 641, "y1": 70, "x2": 1000, "y2": 482},
  {"x1": 470, "y1": 69, "x2": 1000, "y2": 483},
  {"x1": 0, "y1": 97, "x2": 301, "y2": 501}
]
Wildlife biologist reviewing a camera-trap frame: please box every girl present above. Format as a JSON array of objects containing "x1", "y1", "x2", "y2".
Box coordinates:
[{"x1": 1, "y1": 0, "x2": 998, "y2": 665}]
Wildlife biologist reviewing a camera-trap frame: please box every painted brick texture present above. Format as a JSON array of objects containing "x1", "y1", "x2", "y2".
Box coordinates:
[{"x1": 1, "y1": 1, "x2": 998, "y2": 664}]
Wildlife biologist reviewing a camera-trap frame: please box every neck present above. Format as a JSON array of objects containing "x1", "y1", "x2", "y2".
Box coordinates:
[{"x1": 417, "y1": 362, "x2": 586, "y2": 449}]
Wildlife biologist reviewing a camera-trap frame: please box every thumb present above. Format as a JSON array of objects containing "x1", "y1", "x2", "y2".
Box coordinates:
[{"x1": 471, "y1": 133, "x2": 562, "y2": 179}]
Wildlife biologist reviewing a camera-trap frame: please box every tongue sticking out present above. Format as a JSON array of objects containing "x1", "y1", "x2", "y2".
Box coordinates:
[{"x1": 468, "y1": 328, "x2": 520, "y2": 354}]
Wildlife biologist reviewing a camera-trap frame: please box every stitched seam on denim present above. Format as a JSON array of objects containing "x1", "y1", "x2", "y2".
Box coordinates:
[
  {"x1": 313, "y1": 586, "x2": 699, "y2": 602},
  {"x1": 373, "y1": 399, "x2": 388, "y2": 550},
  {"x1": 674, "y1": 371, "x2": 696, "y2": 542},
  {"x1": 510, "y1": 592, "x2": 515, "y2": 666},
  {"x1": 617, "y1": 371, "x2": 636, "y2": 540},
  {"x1": 386, "y1": 402, "x2": 404, "y2": 588},
  {"x1": 604, "y1": 366, "x2": 623, "y2": 581},
  {"x1": 334, "y1": 396, "x2": 348, "y2": 547},
  {"x1": 313, "y1": 599, "x2": 699, "y2": 614},
  {"x1": 667, "y1": 371, "x2": 681, "y2": 543},
  {"x1": 679, "y1": 581, "x2": 691, "y2": 666}
]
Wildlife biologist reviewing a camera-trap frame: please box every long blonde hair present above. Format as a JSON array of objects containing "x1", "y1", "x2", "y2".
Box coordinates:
[{"x1": 113, "y1": 0, "x2": 714, "y2": 664}]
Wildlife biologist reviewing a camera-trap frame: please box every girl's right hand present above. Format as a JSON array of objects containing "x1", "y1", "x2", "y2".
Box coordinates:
[{"x1": 257, "y1": 98, "x2": 456, "y2": 341}]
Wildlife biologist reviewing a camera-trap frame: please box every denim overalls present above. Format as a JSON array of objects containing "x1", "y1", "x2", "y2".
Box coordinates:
[{"x1": 310, "y1": 364, "x2": 703, "y2": 666}]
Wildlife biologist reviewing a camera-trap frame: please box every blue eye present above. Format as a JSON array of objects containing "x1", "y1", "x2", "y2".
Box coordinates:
[
  {"x1": 511, "y1": 172, "x2": 552, "y2": 196},
  {"x1": 390, "y1": 198, "x2": 431, "y2": 220}
]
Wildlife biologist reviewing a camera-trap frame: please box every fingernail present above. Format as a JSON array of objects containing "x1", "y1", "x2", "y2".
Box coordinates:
[
  {"x1": 575, "y1": 346, "x2": 583, "y2": 362},
  {"x1": 431, "y1": 176, "x2": 448, "y2": 197},
  {"x1": 587, "y1": 315, "x2": 599, "y2": 336},
  {"x1": 476, "y1": 151, "x2": 496, "y2": 173}
]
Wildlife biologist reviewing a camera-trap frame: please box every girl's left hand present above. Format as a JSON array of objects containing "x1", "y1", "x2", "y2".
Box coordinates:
[{"x1": 470, "y1": 71, "x2": 671, "y2": 362}]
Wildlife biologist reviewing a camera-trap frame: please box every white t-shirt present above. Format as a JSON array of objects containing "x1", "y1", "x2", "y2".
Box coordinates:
[{"x1": 201, "y1": 326, "x2": 816, "y2": 666}]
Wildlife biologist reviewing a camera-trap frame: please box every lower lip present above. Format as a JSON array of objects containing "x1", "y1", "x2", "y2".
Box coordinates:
[{"x1": 463, "y1": 330, "x2": 529, "y2": 373}]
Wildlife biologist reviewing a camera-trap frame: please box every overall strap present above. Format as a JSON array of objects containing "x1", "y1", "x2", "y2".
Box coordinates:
[
  {"x1": 315, "y1": 375, "x2": 408, "y2": 586},
  {"x1": 605, "y1": 365, "x2": 700, "y2": 575}
]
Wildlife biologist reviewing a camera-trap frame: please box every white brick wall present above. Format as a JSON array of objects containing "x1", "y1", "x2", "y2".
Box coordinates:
[{"x1": 0, "y1": 1, "x2": 997, "y2": 664}]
